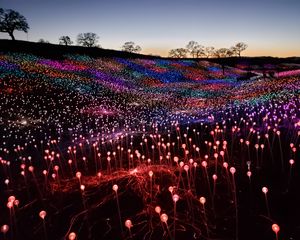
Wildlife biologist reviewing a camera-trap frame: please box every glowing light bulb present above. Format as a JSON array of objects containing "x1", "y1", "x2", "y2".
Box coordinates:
[
  {"x1": 7, "y1": 201, "x2": 13, "y2": 209},
  {"x1": 39, "y1": 210, "x2": 47, "y2": 219},
  {"x1": 4, "y1": 179, "x2": 9, "y2": 185},
  {"x1": 112, "y1": 184, "x2": 118, "y2": 192},
  {"x1": 160, "y1": 213, "x2": 168, "y2": 223},
  {"x1": 199, "y1": 197, "x2": 206, "y2": 205},
  {"x1": 262, "y1": 187, "x2": 268, "y2": 194},
  {"x1": 172, "y1": 194, "x2": 179, "y2": 202},
  {"x1": 76, "y1": 172, "x2": 82, "y2": 179},
  {"x1": 223, "y1": 162, "x2": 228, "y2": 168},
  {"x1": 272, "y1": 223, "x2": 280, "y2": 233},
  {"x1": 68, "y1": 232, "x2": 76, "y2": 240},
  {"x1": 230, "y1": 167, "x2": 236, "y2": 174},
  {"x1": 125, "y1": 219, "x2": 133, "y2": 229},
  {"x1": 155, "y1": 206, "x2": 161, "y2": 214},
  {"x1": 1, "y1": 224, "x2": 9, "y2": 234},
  {"x1": 184, "y1": 165, "x2": 189, "y2": 172},
  {"x1": 8, "y1": 196, "x2": 15, "y2": 203}
]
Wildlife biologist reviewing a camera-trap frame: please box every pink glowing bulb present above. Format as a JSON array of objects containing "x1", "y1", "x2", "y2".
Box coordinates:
[
  {"x1": 76, "y1": 172, "x2": 82, "y2": 179},
  {"x1": 289, "y1": 159, "x2": 295, "y2": 165},
  {"x1": 201, "y1": 161, "x2": 207, "y2": 168},
  {"x1": 184, "y1": 164, "x2": 189, "y2": 172},
  {"x1": 7, "y1": 201, "x2": 13, "y2": 209},
  {"x1": 8, "y1": 196, "x2": 15, "y2": 203},
  {"x1": 276, "y1": 131, "x2": 280, "y2": 136},
  {"x1": 149, "y1": 170, "x2": 153, "y2": 177},
  {"x1": 223, "y1": 162, "x2": 228, "y2": 168},
  {"x1": 39, "y1": 210, "x2": 47, "y2": 219},
  {"x1": 28, "y1": 166, "x2": 34, "y2": 172},
  {"x1": 43, "y1": 170, "x2": 47, "y2": 175},
  {"x1": 247, "y1": 171, "x2": 252, "y2": 177},
  {"x1": 155, "y1": 206, "x2": 161, "y2": 214},
  {"x1": 112, "y1": 184, "x2": 118, "y2": 192},
  {"x1": 272, "y1": 224, "x2": 280, "y2": 233},
  {"x1": 54, "y1": 165, "x2": 59, "y2": 171},
  {"x1": 14, "y1": 199, "x2": 19, "y2": 206},
  {"x1": 172, "y1": 194, "x2": 179, "y2": 202},
  {"x1": 262, "y1": 187, "x2": 268, "y2": 194},
  {"x1": 199, "y1": 197, "x2": 206, "y2": 205},
  {"x1": 68, "y1": 232, "x2": 77, "y2": 240},
  {"x1": 160, "y1": 213, "x2": 168, "y2": 223},
  {"x1": 125, "y1": 219, "x2": 133, "y2": 229},
  {"x1": 212, "y1": 174, "x2": 218, "y2": 181},
  {"x1": 230, "y1": 167, "x2": 236, "y2": 174},
  {"x1": 1, "y1": 224, "x2": 9, "y2": 234}
]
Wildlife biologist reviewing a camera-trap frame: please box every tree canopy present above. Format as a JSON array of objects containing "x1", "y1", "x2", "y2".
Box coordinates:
[
  {"x1": 0, "y1": 8, "x2": 29, "y2": 40},
  {"x1": 59, "y1": 36, "x2": 73, "y2": 46},
  {"x1": 186, "y1": 41, "x2": 204, "y2": 58},
  {"x1": 77, "y1": 32, "x2": 99, "y2": 47},
  {"x1": 168, "y1": 48, "x2": 188, "y2": 58},
  {"x1": 121, "y1": 42, "x2": 142, "y2": 53},
  {"x1": 233, "y1": 42, "x2": 248, "y2": 57}
]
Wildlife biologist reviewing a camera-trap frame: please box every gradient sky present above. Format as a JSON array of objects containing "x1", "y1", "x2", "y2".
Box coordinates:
[{"x1": 1, "y1": 0, "x2": 300, "y2": 57}]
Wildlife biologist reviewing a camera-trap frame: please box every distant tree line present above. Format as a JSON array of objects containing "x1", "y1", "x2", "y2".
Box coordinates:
[{"x1": 169, "y1": 41, "x2": 248, "y2": 58}]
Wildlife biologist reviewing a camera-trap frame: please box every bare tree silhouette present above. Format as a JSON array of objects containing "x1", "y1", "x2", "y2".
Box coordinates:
[
  {"x1": 232, "y1": 42, "x2": 248, "y2": 57},
  {"x1": 204, "y1": 46, "x2": 215, "y2": 58},
  {"x1": 186, "y1": 41, "x2": 204, "y2": 58}
]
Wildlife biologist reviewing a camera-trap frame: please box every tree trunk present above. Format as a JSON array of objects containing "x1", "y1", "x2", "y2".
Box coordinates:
[{"x1": 8, "y1": 32, "x2": 15, "y2": 40}]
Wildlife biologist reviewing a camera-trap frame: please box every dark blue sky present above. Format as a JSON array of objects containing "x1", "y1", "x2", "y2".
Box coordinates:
[{"x1": 1, "y1": 0, "x2": 300, "y2": 56}]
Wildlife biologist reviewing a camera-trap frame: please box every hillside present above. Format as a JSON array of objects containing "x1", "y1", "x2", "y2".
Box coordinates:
[{"x1": 0, "y1": 42, "x2": 300, "y2": 240}]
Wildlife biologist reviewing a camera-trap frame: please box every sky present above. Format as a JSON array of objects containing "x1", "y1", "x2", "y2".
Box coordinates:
[{"x1": 1, "y1": 0, "x2": 300, "y2": 57}]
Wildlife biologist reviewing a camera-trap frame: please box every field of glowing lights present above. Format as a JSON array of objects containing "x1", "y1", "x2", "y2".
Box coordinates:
[{"x1": 0, "y1": 52, "x2": 300, "y2": 240}]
